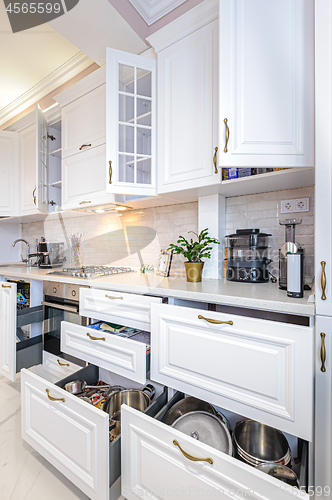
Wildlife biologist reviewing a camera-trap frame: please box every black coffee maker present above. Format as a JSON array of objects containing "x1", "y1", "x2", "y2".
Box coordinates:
[{"x1": 29, "y1": 237, "x2": 66, "y2": 268}]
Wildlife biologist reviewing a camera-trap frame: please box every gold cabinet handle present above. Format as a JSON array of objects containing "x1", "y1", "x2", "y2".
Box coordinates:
[
  {"x1": 1, "y1": 284, "x2": 11, "y2": 288},
  {"x1": 79, "y1": 143, "x2": 91, "y2": 150},
  {"x1": 105, "y1": 294, "x2": 123, "y2": 300},
  {"x1": 173, "y1": 439, "x2": 213, "y2": 465},
  {"x1": 320, "y1": 332, "x2": 327, "y2": 372},
  {"x1": 198, "y1": 314, "x2": 233, "y2": 325},
  {"x1": 109, "y1": 161, "x2": 112, "y2": 184},
  {"x1": 79, "y1": 201, "x2": 91, "y2": 205},
  {"x1": 32, "y1": 187, "x2": 37, "y2": 205},
  {"x1": 86, "y1": 332, "x2": 106, "y2": 341},
  {"x1": 224, "y1": 118, "x2": 229, "y2": 153},
  {"x1": 321, "y1": 261, "x2": 327, "y2": 300},
  {"x1": 57, "y1": 359, "x2": 69, "y2": 367},
  {"x1": 46, "y1": 388, "x2": 65, "y2": 403},
  {"x1": 213, "y1": 147, "x2": 218, "y2": 174}
]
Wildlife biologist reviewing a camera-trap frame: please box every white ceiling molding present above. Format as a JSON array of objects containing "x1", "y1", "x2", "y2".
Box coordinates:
[
  {"x1": 0, "y1": 52, "x2": 92, "y2": 127},
  {"x1": 128, "y1": 0, "x2": 187, "y2": 25}
]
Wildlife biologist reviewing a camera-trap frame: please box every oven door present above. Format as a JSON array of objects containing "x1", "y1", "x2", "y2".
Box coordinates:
[{"x1": 42, "y1": 296, "x2": 89, "y2": 367}]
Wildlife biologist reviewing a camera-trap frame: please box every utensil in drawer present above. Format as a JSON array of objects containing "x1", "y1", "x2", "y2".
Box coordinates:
[
  {"x1": 64, "y1": 380, "x2": 110, "y2": 395},
  {"x1": 163, "y1": 396, "x2": 217, "y2": 426},
  {"x1": 256, "y1": 463, "x2": 300, "y2": 488},
  {"x1": 171, "y1": 411, "x2": 233, "y2": 455},
  {"x1": 103, "y1": 384, "x2": 155, "y2": 420}
]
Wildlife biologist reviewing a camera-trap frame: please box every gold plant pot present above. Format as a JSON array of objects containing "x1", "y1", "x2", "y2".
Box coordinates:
[{"x1": 184, "y1": 262, "x2": 204, "y2": 283}]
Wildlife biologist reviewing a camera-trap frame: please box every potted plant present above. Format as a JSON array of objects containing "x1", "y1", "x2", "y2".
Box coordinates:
[{"x1": 168, "y1": 228, "x2": 220, "y2": 282}]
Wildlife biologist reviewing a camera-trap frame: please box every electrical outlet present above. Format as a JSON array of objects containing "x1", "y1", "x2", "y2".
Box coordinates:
[
  {"x1": 281, "y1": 198, "x2": 309, "y2": 213},
  {"x1": 281, "y1": 200, "x2": 295, "y2": 213}
]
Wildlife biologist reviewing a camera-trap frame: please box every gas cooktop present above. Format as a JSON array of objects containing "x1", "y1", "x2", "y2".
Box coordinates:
[{"x1": 47, "y1": 265, "x2": 135, "y2": 279}]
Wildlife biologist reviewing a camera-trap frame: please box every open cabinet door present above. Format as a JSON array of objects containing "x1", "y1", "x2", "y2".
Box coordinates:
[
  {"x1": 36, "y1": 104, "x2": 49, "y2": 213},
  {"x1": 0, "y1": 281, "x2": 17, "y2": 382},
  {"x1": 0, "y1": 131, "x2": 19, "y2": 216},
  {"x1": 106, "y1": 48, "x2": 157, "y2": 197}
]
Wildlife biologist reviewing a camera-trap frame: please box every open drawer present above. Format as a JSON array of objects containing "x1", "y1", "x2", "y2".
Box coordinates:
[
  {"x1": 121, "y1": 393, "x2": 309, "y2": 500},
  {"x1": 0, "y1": 281, "x2": 43, "y2": 381},
  {"x1": 61, "y1": 320, "x2": 150, "y2": 384},
  {"x1": 21, "y1": 364, "x2": 167, "y2": 500},
  {"x1": 79, "y1": 287, "x2": 161, "y2": 331},
  {"x1": 151, "y1": 303, "x2": 314, "y2": 441}
]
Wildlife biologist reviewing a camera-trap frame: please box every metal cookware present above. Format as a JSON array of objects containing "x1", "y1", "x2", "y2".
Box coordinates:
[
  {"x1": 103, "y1": 384, "x2": 155, "y2": 421},
  {"x1": 64, "y1": 380, "x2": 110, "y2": 395},
  {"x1": 256, "y1": 463, "x2": 300, "y2": 488},
  {"x1": 233, "y1": 420, "x2": 291, "y2": 467},
  {"x1": 163, "y1": 397, "x2": 217, "y2": 426},
  {"x1": 172, "y1": 411, "x2": 232, "y2": 455}
]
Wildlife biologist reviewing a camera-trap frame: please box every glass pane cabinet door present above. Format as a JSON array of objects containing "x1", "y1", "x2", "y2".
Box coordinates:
[
  {"x1": 36, "y1": 104, "x2": 49, "y2": 213},
  {"x1": 106, "y1": 48, "x2": 157, "y2": 196}
]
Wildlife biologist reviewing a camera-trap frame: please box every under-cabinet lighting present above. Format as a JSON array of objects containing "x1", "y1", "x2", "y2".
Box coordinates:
[
  {"x1": 94, "y1": 209, "x2": 105, "y2": 214},
  {"x1": 116, "y1": 206, "x2": 127, "y2": 211}
]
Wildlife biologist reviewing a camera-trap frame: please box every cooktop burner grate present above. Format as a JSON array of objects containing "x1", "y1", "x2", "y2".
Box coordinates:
[{"x1": 47, "y1": 265, "x2": 135, "y2": 279}]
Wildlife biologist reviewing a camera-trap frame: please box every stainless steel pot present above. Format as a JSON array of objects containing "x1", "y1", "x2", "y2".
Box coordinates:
[
  {"x1": 163, "y1": 397, "x2": 217, "y2": 426},
  {"x1": 103, "y1": 384, "x2": 155, "y2": 421},
  {"x1": 64, "y1": 380, "x2": 110, "y2": 395},
  {"x1": 256, "y1": 463, "x2": 299, "y2": 488}
]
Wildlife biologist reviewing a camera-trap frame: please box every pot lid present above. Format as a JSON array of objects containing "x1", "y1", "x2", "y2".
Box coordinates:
[{"x1": 172, "y1": 411, "x2": 232, "y2": 455}]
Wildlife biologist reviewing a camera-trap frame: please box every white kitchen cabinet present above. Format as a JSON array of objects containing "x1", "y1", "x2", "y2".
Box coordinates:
[
  {"x1": 106, "y1": 48, "x2": 157, "y2": 196},
  {"x1": 0, "y1": 131, "x2": 19, "y2": 217},
  {"x1": 219, "y1": 0, "x2": 314, "y2": 168},
  {"x1": 151, "y1": 303, "x2": 313, "y2": 441}
]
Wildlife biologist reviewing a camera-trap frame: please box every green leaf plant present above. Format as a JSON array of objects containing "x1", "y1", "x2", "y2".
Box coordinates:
[{"x1": 167, "y1": 228, "x2": 220, "y2": 263}]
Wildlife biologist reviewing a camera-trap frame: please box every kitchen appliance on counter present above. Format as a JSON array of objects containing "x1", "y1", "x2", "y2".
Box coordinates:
[
  {"x1": 47, "y1": 265, "x2": 135, "y2": 279},
  {"x1": 278, "y1": 219, "x2": 303, "y2": 290},
  {"x1": 225, "y1": 229, "x2": 271, "y2": 283},
  {"x1": 29, "y1": 237, "x2": 66, "y2": 268}
]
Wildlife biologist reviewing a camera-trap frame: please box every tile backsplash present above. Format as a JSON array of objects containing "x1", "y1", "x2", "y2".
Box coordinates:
[{"x1": 22, "y1": 185, "x2": 315, "y2": 281}]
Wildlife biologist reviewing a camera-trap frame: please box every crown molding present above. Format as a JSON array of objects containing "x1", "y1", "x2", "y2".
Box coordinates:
[
  {"x1": 0, "y1": 52, "x2": 93, "y2": 127},
  {"x1": 147, "y1": 0, "x2": 218, "y2": 52},
  {"x1": 128, "y1": 0, "x2": 187, "y2": 25}
]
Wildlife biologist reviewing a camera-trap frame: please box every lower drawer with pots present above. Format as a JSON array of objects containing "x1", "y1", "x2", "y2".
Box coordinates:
[
  {"x1": 121, "y1": 393, "x2": 310, "y2": 500},
  {"x1": 21, "y1": 364, "x2": 167, "y2": 500},
  {"x1": 61, "y1": 320, "x2": 150, "y2": 384}
]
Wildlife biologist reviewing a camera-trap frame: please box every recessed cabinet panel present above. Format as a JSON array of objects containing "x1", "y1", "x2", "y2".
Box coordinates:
[
  {"x1": 62, "y1": 85, "x2": 106, "y2": 159},
  {"x1": 0, "y1": 131, "x2": 19, "y2": 216},
  {"x1": 151, "y1": 304, "x2": 313, "y2": 440},
  {"x1": 21, "y1": 369, "x2": 109, "y2": 500},
  {"x1": 158, "y1": 21, "x2": 219, "y2": 193},
  {"x1": 219, "y1": 0, "x2": 314, "y2": 167},
  {"x1": 20, "y1": 124, "x2": 37, "y2": 215},
  {"x1": 121, "y1": 405, "x2": 309, "y2": 500}
]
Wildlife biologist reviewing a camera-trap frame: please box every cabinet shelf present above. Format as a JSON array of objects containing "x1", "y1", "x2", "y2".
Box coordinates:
[
  {"x1": 50, "y1": 181, "x2": 62, "y2": 188},
  {"x1": 49, "y1": 148, "x2": 61, "y2": 158}
]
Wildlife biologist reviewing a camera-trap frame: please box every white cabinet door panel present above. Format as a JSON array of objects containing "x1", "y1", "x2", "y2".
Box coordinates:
[
  {"x1": 61, "y1": 321, "x2": 147, "y2": 384},
  {"x1": 0, "y1": 281, "x2": 16, "y2": 381},
  {"x1": 219, "y1": 0, "x2": 314, "y2": 167},
  {"x1": 151, "y1": 303, "x2": 313, "y2": 440},
  {"x1": 158, "y1": 21, "x2": 219, "y2": 193},
  {"x1": 121, "y1": 405, "x2": 309, "y2": 500},
  {"x1": 20, "y1": 124, "x2": 38, "y2": 215},
  {"x1": 0, "y1": 131, "x2": 19, "y2": 216},
  {"x1": 21, "y1": 369, "x2": 109, "y2": 500},
  {"x1": 80, "y1": 287, "x2": 161, "y2": 331},
  {"x1": 62, "y1": 85, "x2": 106, "y2": 159},
  {"x1": 36, "y1": 104, "x2": 49, "y2": 213}
]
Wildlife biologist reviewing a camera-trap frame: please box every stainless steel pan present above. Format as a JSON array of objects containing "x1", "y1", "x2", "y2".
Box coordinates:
[{"x1": 64, "y1": 380, "x2": 110, "y2": 395}]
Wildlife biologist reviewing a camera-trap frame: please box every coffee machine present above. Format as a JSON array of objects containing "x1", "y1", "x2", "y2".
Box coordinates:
[
  {"x1": 278, "y1": 219, "x2": 303, "y2": 290},
  {"x1": 29, "y1": 237, "x2": 66, "y2": 268}
]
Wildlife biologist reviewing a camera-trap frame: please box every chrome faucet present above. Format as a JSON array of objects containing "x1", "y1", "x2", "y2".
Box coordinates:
[{"x1": 12, "y1": 239, "x2": 30, "y2": 265}]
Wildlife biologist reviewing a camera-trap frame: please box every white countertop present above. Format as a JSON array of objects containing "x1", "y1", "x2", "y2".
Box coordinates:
[{"x1": 0, "y1": 264, "x2": 315, "y2": 316}]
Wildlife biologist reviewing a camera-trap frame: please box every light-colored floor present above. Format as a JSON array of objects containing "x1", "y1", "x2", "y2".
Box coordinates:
[{"x1": 0, "y1": 373, "x2": 89, "y2": 500}]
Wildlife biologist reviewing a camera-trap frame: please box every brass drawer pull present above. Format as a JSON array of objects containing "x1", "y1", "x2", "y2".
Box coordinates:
[
  {"x1": 213, "y1": 147, "x2": 218, "y2": 174},
  {"x1": 105, "y1": 294, "x2": 123, "y2": 300},
  {"x1": 109, "y1": 160, "x2": 112, "y2": 184},
  {"x1": 32, "y1": 187, "x2": 37, "y2": 205},
  {"x1": 57, "y1": 359, "x2": 69, "y2": 367},
  {"x1": 224, "y1": 118, "x2": 229, "y2": 153},
  {"x1": 198, "y1": 314, "x2": 233, "y2": 325},
  {"x1": 320, "y1": 332, "x2": 327, "y2": 372},
  {"x1": 46, "y1": 389, "x2": 65, "y2": 403},
  {"x1": 79, "y1": 201, "x2": 91, "y2": 205},
  {"x1": 1, "y1": 284, "x2": 11, "y2": 288},
  {"x1": 173, "y1": 439, "x2": 213, "y2": 465},
  {"x1": 321, "y1": 261, "x2": 327, "y2": 300},
  {"x1": 87, "y1": 332, "x2": 105, "y2": 341},
  {"x1": 79, "y1": 143, "x2": 91, "y2": 150}
]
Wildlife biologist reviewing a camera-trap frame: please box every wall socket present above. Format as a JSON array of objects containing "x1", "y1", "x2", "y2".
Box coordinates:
[{"x1": 281, "y1": 198, "x2": 309, "y2": 213}]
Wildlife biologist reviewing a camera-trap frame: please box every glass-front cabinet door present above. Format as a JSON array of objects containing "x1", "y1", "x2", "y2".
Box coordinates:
[{"x1": 106, "y1": 48, "x2": 157, "y2": 196}]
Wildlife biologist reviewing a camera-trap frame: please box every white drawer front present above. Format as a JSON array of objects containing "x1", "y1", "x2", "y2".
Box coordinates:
[
  {"x1": 42, "y1": 351, "x2": 82, "y2": 380},
  {"x1": 80, "y1": 288, "x2": 161, "y2": 331},
  {"x1": 61, "y1": 321, "x2": 147, "y2": 384},
  {"x1": 121, "y1": 405, "x2": 309, "y2": 500},
  {"x1": 21, "y1": 369, "x2": 109, "y2": 500},
  {"x1": 151, "y1": 304, "x2": 313, "y2": 441}
]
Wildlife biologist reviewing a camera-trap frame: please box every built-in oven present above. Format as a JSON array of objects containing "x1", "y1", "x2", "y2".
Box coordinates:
[{"x1": 42, "y1": 281, "x2": 89, "y2": 368}]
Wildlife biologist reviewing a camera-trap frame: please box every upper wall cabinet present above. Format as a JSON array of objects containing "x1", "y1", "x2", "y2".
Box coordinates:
[
  {"x1": 106, "y1": 48, "x2": 157, "y2": 197},
  {"x1": 219, "y1": 0, "x2": 315, "y2": 168},
  {"x1": 0, "y1": 131, "x2": 19, "y2": 217}
]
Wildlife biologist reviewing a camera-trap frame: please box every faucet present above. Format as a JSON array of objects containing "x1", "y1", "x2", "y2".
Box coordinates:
[{"x1": 12, "y1": 239, "x2": 30, "y2": 265}]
